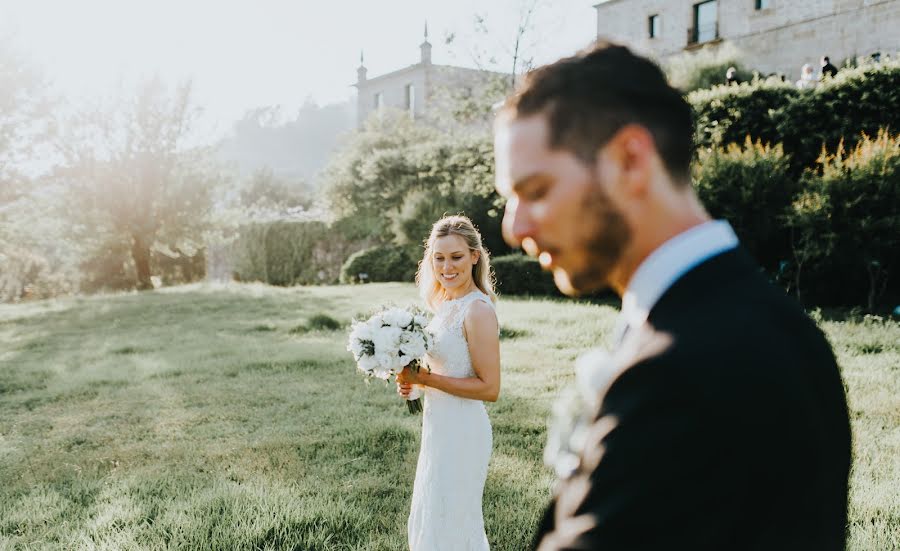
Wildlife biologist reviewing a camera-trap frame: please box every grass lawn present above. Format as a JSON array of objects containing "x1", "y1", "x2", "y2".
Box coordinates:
[{"x1": 0, "y1": 282, "x2": 897, "y2": 550}]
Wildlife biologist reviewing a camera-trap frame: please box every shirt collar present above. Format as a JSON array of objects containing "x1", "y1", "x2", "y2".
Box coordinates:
[{"x1": 620, "y1": 220, "x2": 739, "y2": 331}]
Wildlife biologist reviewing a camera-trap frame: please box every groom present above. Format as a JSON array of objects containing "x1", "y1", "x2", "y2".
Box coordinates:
[{"x1": 493, "y1": 42, "x2": 851, "y2": 550}]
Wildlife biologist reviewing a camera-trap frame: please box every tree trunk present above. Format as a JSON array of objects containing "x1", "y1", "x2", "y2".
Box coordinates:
[
  {"x1": 866, "y1": 263, "x2": 887, "y2": 313},
  {"x1": 131, "y1": 234, "x2": 153, "y2": 290}
]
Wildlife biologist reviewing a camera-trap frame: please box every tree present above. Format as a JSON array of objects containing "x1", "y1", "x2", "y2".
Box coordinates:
[
  {"x1": 428, "y1": 0, "x2": 544, "y2": 129},
  {"x1": 0, "y1": 33, "x2": 66, "y2": 301},
  {"x1": 239, "y1": 167, "x2": 313, "y2": 212},
  {"x1": 459, "y1": 0, "x2": 543, "y2": 90},
  {"x1": 59, "y1": 78, "x2": 223, "y2": 291}
]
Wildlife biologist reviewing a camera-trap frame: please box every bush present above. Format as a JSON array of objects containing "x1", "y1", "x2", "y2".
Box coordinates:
[
  {"x1": 667, "y1": 43, "x2": 757, "y2": 93},
  {"x1": 689, "y1": 58, "x2": 900, "y2": 174},
  {"x1": 492, "y1": 254, "x2": 560, "y2": 296},
  {"x1": 786, "y1": 130, "x2": 900, "y2": 310},
  {"x1": 776, "y1": 58, "x2": 900, "y2": 171},
  {"x1": 693, "y1": 138, "x2": 798, "y2": 273},
  {"x1": 291, "y1": 313, "x2": 343, "y2": 333},
  {"x1": 340, "y1": 245, "x2": 416, "y2": 284},
  {"x1": 232, "y1": 220, "x2": 364, "y2": 286},
  {"x1": 689, "y1": 79, "x2": 798, "y2": 151}
]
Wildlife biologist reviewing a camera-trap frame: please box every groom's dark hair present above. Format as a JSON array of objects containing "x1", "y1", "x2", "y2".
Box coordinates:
[{"x1": 501, "y1": 41, "x2": 694, "y2": 185}]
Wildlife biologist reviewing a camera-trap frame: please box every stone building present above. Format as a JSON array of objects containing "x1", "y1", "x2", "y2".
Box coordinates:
[
  {"x1": 594, "y1": 0, "x2": 898, "y2": 79},
  {"x1": 354, "y1": 24, "x2": 506, "y2": 128}
]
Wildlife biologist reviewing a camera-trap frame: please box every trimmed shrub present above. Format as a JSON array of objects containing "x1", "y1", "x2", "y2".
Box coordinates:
[
  {"x1": 492, "y1": 254, "x2": 560, "y2": 296},
  {"x1": 693, "y1": 138, "x2": 798, "y2": 273},
  {"x1": 231, "y1": 220, "x2": 363, "y2": 286},
  {"x1": 340, "y1": 244, "x2": 416, "y2": 284},
  {"x1": 690, "y1": 59, "x2": 900, "y2": 175},
  {"x1": 777, "y1": 58, "x2": 900, "y2": 171},
  {"x1": 689, "y1": 79, "x2": 798, "y2": 151},
  {"x1": 786, "y1": 130, "x2": 900, "y2": 310}
]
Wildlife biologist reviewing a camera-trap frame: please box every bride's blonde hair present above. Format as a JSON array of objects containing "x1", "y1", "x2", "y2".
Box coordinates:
[{"x1": 417, "y1": 215, "x2": 498, "y2": 312}]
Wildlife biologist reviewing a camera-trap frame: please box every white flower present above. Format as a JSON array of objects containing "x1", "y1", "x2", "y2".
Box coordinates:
[
  {"x1": 368, "y1": 314, "x2": 384, "y2": 329},
  {"x1": 544, "y1": 347, "x2": 617, "y2": 479},
  {"x1": 414, "y1": 314, "x2": 428, "y2": 327},
  {"x1": 399, "y1": 332, "x2": 426, "y2": 359},
  {"x1": 357, "y1": 355, "x2": 378, "y2": 375},
  {"x1": 373, "y1": 326, "x2": 402, "y2": 356},
  {"x1": 383, "y1": 308, "x2": 413, "y2": 328}
]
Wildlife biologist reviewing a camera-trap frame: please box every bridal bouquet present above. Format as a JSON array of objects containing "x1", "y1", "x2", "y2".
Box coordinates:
[{"x1": 347, "y1": 306, "x2": 433, "y2": 414}]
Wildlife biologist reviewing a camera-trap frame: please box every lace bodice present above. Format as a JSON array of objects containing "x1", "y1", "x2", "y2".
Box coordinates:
[{"x1": 425, "y1": 290, "x2": 495, "y2": 379}]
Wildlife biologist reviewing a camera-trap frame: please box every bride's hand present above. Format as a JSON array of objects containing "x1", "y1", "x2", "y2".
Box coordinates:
[
  {"x1": 397, "y1": 365, "x2": 424, "y2": 386},
  {"x1": 397, "y1": 380, "x2": 413, "y2": 398}
]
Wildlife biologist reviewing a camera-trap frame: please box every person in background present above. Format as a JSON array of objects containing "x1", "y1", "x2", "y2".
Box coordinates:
[
  {"x1": 725, "y1": 66, "x2": 740, "y2": 85},
  {"x1": 797, "y1": 63, "x2": 817, "y2": 89},
  {"x1": 821, "y1": 56, "x2": 839, "y2": 79}
]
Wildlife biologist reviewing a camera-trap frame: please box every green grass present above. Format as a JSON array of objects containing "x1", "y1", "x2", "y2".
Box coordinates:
[{"x1": 0, "y1": 282, "x2": 897, "y2": 550}]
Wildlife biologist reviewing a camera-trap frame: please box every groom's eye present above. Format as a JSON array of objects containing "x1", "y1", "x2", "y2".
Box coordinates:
[{"x1": 522, "y1": 184, "x2": 548, "y2": 201}]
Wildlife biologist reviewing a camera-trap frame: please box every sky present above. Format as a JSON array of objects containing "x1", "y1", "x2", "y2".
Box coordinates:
[{"x1": 1, "y1": 0, "x2": 597, "y2": 139}]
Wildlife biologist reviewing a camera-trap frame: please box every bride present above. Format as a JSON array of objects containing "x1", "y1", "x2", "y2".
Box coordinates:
[{"x1": 397, "y1": 215, "x2": 501, "y2": 551}]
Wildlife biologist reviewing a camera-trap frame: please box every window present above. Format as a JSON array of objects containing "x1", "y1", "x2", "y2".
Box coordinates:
[
  {"x1": 692, "y1": 1, "x2": 718, "y2": 44},
  {"x1": 405, "y1": 84, "x2": 415, "y2": 114},
  {"x1": 755, "y1": 0, "x2": 771, "y2": 9},
  {"x1": 648, "y1": 14, "x2": 660, "y2": 39},
  {"x1": 374, "y1": 92, "x2": 383, "y2": 110}
]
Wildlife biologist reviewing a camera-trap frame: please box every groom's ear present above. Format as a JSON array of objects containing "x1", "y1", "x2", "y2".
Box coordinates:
[{"x1": 598, "y1": 124, "x2": 655, "y2": 199}]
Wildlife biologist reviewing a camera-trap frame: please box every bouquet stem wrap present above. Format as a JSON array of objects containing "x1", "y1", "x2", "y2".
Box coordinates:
[{"x1": 405, "y1": 358, "x2": 425, "y2": 414}]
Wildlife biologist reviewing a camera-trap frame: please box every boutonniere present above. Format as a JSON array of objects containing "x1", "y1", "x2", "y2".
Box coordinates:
[{"x1": 544, "y1": 348, "x2": 617, "y2": 479}]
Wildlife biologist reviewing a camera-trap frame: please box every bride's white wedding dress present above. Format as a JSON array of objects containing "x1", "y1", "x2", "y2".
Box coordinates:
[{"x1": 408, "y1": 290, "x2": 494, "y2": 551}]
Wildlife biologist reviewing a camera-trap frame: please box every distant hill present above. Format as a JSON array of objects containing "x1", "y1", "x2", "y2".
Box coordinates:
[{"x1": 217, "y1": 99, "x2": 355, "y2": 183}]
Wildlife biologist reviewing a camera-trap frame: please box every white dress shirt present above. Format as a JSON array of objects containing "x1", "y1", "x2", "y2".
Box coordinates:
[{"x1": 612, "y1": 220, "x2": 739, "y2": 346}]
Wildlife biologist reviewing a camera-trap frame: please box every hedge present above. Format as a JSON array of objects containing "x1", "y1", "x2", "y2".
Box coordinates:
[
  {"x1": 693, "y1": 138, "x2": 798, "y2": 274},
  {"x1": 786, "y1": 130, "x2": 900, "y2": 309},
  {"x1": 492, "y1": 254, "x2": 560, "y2": 296},
  {"x1": 689, "y1": 58, "x2": 900, "y2": 173},
  {"x1": 690, "y1": 79, "x2": 798, "y2": 151},
  {"x1": 777, "y1": 59, "x2": 900, "y2": 170},
  {"x1": 231, "y1": 220, "x2": 365, "y2": 286},
  {"x1": 340, "y1": 244, "x2": 417, "y2": 284}
]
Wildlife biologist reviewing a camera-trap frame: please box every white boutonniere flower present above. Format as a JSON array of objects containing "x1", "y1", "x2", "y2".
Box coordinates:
[{"x1": 544, "y1": 348, "x2": 617, "y2": 479}]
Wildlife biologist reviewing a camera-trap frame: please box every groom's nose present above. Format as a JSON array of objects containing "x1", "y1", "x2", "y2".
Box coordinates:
[{"x1": 503, "y1": 200, "x2": 535, "y2": 249}]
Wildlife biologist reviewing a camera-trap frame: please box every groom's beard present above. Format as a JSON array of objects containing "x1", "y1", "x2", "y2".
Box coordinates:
[{"x1": 563, "y1": 179, "x2": 631, "y2": 295}]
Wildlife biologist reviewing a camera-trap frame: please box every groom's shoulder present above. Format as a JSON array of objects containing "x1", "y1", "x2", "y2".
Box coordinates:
[{"x1": 607, "y1": 288, "x2": 837, "y2": 422}]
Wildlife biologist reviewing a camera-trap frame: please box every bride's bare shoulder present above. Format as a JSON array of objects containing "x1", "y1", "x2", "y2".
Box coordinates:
[{"x1": 463, "y1": 299, "x2": 499, "y2": 335}]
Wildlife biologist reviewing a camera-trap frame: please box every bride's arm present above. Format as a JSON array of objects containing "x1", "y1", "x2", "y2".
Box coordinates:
[{"x1": 399, "y1": 300, "x2": 501, "y2": 402}]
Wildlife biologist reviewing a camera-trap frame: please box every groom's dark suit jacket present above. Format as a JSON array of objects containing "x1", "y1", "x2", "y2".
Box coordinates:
[{"x1": 534, "y1": 247, "x2": 851, "y2": 550}]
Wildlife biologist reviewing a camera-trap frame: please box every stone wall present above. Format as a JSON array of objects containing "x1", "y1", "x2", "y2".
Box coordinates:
[
  {"x1": 594, "y1": 0, "x2": 898, "y2": 80},
  {"x1": 356, "y1": 64, "x2": 428, "y2": 127}
]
